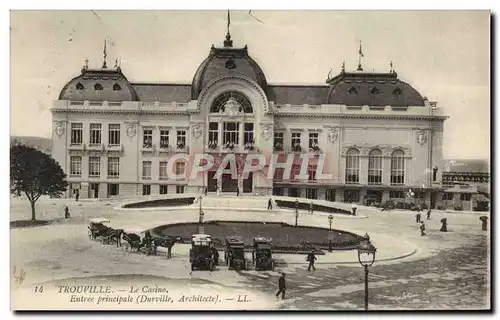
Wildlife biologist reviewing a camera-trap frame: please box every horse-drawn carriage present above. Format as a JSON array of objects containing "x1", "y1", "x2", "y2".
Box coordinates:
[
  {"x1": 189, "y1": 234, "x2": 215, "y2": 271},
  {"x1": 252, "y1": 237, "x2": 275, "y2": 271},
  {"x1": 87, "y1": 218, "x2": 122, "y2": 246},
  {"x1": 121, "y1": 227, "x2": 146, "y2": 252},
  {"x1": 224, "y1": 236, "x2": 247, "y2": 270}
]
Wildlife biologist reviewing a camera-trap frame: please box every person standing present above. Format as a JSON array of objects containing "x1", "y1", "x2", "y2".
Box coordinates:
[
  {"x1": 276, "y1": 273, "x2": 286, "y2": 300},
  {"x1": 144, "y1": 230, "x2": 153, "y2": 256},
  {"x1": 268, "y1": 198, "x2": 273, "y2": 210},
  {"x1": 75, "y1": 189, "x2": 79, "y2": 202},
  {"x1": 236, "y1": 187, "x2": 240, "y2": 197},
  {"x1": 307, "y1": 250, "x2": 317, "y2": 271},
  {"x1": 420, "y1": 221, "x2": 426, "y2": 236},
  {"x1": 426, "y1": 210, "x2": 432, "y2": 220},
  {"x1": 352, "y1": 203, "x2": 357, "y2": 216},
  {"x1": 309, "y1": 201, "x2": 314, "y2": 214},
  {"x1": 64, "y1": 206, "x2": 70, "y2": 219},
  {"x1": 416, "y1": 212, "x2": 421, "y2": 223}
]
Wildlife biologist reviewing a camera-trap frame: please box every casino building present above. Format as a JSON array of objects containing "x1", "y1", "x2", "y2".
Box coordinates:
[{"x1": 51, "y1": 28, "x2": 449, "y2": 208}]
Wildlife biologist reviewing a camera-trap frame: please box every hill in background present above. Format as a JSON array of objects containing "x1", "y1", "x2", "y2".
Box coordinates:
[{"x1": 10, "y1": 136, "x2": 52, "y2": 154}]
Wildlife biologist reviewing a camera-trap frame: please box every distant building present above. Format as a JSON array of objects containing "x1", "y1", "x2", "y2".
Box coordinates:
[
  {"x1": 441, "y1": 159, "x2": 490, "y2": 211},
  {"x1": 51, "y1": 29, "x2": 449, "y2": 207}
]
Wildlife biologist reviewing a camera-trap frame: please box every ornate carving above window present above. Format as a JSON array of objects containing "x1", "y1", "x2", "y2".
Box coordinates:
[{"x1": 210, "y1": 91, "x2": 253, "y2": 114}]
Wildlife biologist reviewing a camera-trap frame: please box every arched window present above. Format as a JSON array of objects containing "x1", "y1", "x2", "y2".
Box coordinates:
[
  {"x1": 210, "y1": 92, "x2": 253, "y2": 114},
  {"x1": 94, "y1": 83, "x2": 103, "y2": 91},
  {"x1": 76, "y1": 83, "x2": 84, "y2": 90},
  {"x1": 113, "y1": 83, "x2": 122, "y2": 91},
  {"x1": 368, "y1": 149, "x2": 383, "y2": 185},
  {"x1": 390, "y1": 149, "x2": 405, "y2": 185},
  {"x1": 345, "y1": 148, "x2": 360, "y2": 184}
]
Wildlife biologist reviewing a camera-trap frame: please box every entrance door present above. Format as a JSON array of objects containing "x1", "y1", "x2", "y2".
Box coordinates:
[
  {"x1": 89, "y1": 183, "x2": 99, "y2": 198},
  {"x1": 207, "y1": 171, "x2": 217, "y2": 192},
  {"x1": 430, "y1": 192, "x2": 437, "y2": 209},
  {"x1": 366, "y1": 190, "x2": 382, "y2": 205},
  {"x1": 221, "y1": 174, "x2": 238, "y2": 192},
  {"x1": 242, "y1": 172, "x2": 253, "y2": 193}
]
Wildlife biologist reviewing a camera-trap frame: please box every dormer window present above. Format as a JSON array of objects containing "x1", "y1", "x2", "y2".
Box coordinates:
[
  {"x1": 113, "y1": 83, "x2": 122, "y2": 91},
  {"x1": 76, "y1": 83, "x2": 84, "y2": 90},
  {"x1": 94, "y1": 83, "x2": 103, "y2": 91},
  {"x1": 348, "y1": 87, "x2": 358, "y2": 94},
  {"x1": 393, "y1": 87, "x2": 402, "y2": 95},
  {"x1": 371, "y1": 87, "x2": 380, "y2": 94}
]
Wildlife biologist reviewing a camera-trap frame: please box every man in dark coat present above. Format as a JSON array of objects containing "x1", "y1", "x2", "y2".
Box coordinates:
[
  {"x1": 75, "y1": 189, "x2": 79, "y2": 202},
  {"x1": 268, "y1": 198, "x2": 273, "y2": 210},
  {"x1": 64, "y1": 206, "x2": 70, "y2": 219},
  {"x1": 426, "y1": 210, "x2": 431, "y2": 220},
  {"x1": 307, "y1": 250, "x2": 317, "y2": 271},
  {"x1": 212, "y1": 247, "x2": 219, "y2": 266},
  {"x1": 276, "y1": 273, "x2": 286, "y2": 299},
  {"x1": 144, "y1": 230, "x2": 153, "y2": 255},
  {"x1": 420, "y1": 221, "x2": 426, "y2": 236}
]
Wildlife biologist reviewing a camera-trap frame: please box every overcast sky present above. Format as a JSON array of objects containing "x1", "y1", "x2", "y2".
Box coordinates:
[{"x1": 10, "y1": 10, "x2": 490, "y2": 160}]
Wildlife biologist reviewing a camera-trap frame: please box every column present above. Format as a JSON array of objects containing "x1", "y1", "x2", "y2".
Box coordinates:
[
  {"x1": 238, "y1": 122, "x2": 244, "y2": 148},
  {"x1": 218, "y1": 123, "x2": 223, "y2": 147}
]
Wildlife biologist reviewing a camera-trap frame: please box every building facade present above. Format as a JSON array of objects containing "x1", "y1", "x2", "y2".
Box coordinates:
[{"x1": 51, "y1": 31, "x2": 449, "y2": 207}]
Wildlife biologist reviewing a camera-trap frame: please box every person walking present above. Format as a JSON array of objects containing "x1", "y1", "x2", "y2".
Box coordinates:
[
  {"x1": 267, "y1": 198, "x2": 273, "y2": 210},
  {"x1": 420, "y1": 221, "x2": 426, "y2": 236},
  {"x1": 64, "y1": 206, "x2": 70, "y2": 219},
  {"x1": 144, "y1": 230, "x2": 153, "y2": 256},
  {"x1": 75, "y1": 189, "x2": 79, "y2": 202},
  {"x1": 426, "y1": 209, "x2": 431, "y2": 220},
  {"x1": 307, "y1": 250, "x2": 317, "y2": 271},
  {"x1": 416, "y1": 212, "x2": 421, "y2": 223},
  {"x1": 236, "y1": 187, "x2": 240, "y2": 197},
  {"x1": 276, "y1": 273, "x2": 286, "y2": 300},
  {"x1": 351, "y1": 203, "x2": 357, "y2": 216}
]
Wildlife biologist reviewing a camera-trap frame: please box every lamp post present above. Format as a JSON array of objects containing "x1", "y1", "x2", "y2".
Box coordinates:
[
  {"x1": 198, "y1": 195, "x2": 205, "y2": 233},
  {"x1": 356, "y1": 233, "x2": 377, "y2": 310},
  {"x1": 328, "y1": 215, "x2": 333, "y2": 230}
]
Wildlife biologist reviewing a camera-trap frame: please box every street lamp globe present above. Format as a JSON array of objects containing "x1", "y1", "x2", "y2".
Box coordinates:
[{"x1": 357, "y1": 237, "x2": 377, "y2": 267}]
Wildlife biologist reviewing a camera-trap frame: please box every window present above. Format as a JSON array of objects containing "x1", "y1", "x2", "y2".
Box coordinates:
[
  {"x1": 210, "y1": 92, "x2": 253, "y2": 113},
  {"x1": 113, "y1": 83, "x2": 121, "y2": 91},
  {"x1": 88, "y1": 156, "x2": 101, "y2": 178},
  {"x1": 70, "y1": 156, "x2": 82, "y2": 176},
  {"x1": 142, "y1": 161, "x2": 152, "y2": 180},
  {"x1": 274, "y1": 132, "x2": 284, "y2": 151},
  {"x1": 348, "y1": 87, "x2": 358, "y2": 94},
  {"x1": 442, "y1": 193, "x2": 453, "y2": 201},
  {"x1": 325, "y1": 189, "x2": 336, "y2": 202},
  {"x1": 390, "y1": 191, "x2": 405, "y2": 199},
  {"x1": 159, "y1": 130, "x2": 169, "y2": 149},
  {"x1": 76, "y1": 83, "x2": 84, "y2": 90},
  {"x1": 344, "y1": 190, "x2": 360, "y2": 202},
  {"x1": 306, "y1": 188, "x2": 318, "y2": 199},
  {"x1": 273, "y1": 168, "x2": 284, "y2": 181},
  {"x1": 89, "y1": 123, "x2": 102, "y2": 145},
  {"x1": 291, "y1": 132, "x2": 301, "y2": 151},
  {"x1": 160, "y1": 185, "x2": 168, "y2": 195},
  {"x1": 393, "y1": 87, "x2": 402, "y2": 95},
  {"x1": 460, "y1": 193, "x2": 471, "y2": 201},
  {"x1": 177, "y1": 130, "x2": 186, "y2": 148},
  {"x1": 308, "y1": 166, "x2": 317, "y2": 182},
  {"x1": 223, "y1": 123, "x2": 239, "y2": 146},
  {"x1": 175, "y1": 161, "x2": 186, "y2": 176},
  {"x1": 108, "y1": 124, "x2": 121, "y2": 146},
  {"x1": 143, "y1": 128, "x2": 153, "y2": 148},
  {"x1": 345, "y1": 148, "x2": 360, "y2": 184},
  {"x1": 94, "y1": 83, "x2": 103, "y2": 90},
  {"x1": 390, "y1": 150, "x2": 405, "y2": 185},
  {"x1": 107, "y1": 157, "x2": 120, "y2": 179},
  {"x1": 176, "y1": 185, "x2": 185, "y2": 194},
  {"x1": 308, "y1": 132, "x2": 319, "y2": 150},
  {"x1": 159, "y1": 161, "x2": 168, "y2": 180},
  {"x1": 143, "y1": 184, "x2": 151, "y2": 195},
  {"x1": 244, "y1": 123, "x2": 254, "y2": 144},
  {"x1": 414, "y1": 191, "x2": 425, "y2": 199},
  {"x1": 208, "y1": 123, "x2": 218, "y2": 149},
  {"x1": 107, "y1": 184, "x2": 119, "y2": 196},
  {"x1": 371, "y1": 87, "x2": 380, "y2": 94},
  {"x1": 290, "y1": 164, "x2": 301, "y2": 181},
  {"x1": 368, "y1": 149, "x2": 383, "y2": 185},
  {"x1": 70, "y1": 123, "x2": 83, "y2": 144}
]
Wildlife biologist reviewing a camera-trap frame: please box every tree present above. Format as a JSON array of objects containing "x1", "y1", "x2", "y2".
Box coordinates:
[{"x1": 10, "y1": 144, "x2": 68, "y2": 220}]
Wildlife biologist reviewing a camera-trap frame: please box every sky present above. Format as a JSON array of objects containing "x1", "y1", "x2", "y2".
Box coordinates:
[{"x1": 9, "y1": 10, "x2": 490, "y2": 160}]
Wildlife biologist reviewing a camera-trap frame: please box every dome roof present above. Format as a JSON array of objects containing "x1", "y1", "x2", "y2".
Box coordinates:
[
  {"x1": 191, "y1": 41, "x2": 267, "y2": 100},
  {"x1": 58, "y1": 67, "x2": 139, "y2": 102},
  {"x1": 326, "y1": 70, "x2": 425, "y2": 107}
]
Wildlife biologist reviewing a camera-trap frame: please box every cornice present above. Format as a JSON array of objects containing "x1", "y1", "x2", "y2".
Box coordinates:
[
  {"x1": 274, "y1": 113, "x2": 448, "y2": 121},
  {"x1": 51, "y1": 109, "x2": 190, "y2": 116}
]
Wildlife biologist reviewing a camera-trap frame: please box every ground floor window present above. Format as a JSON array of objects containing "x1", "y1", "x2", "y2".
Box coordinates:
[
  {"x1": 273, "y1": 187, "x2": 284, "y2": 196},
  {"x1": 414, "y1": 191, "x2": 425, "y2": 199},
  {"x1": 390, "y1": 191, "x2": 405, "y2": 199},
  {"x1": 143, "y1": 184, "x2": 151, "y2": 196},
  {"x1": 306, "y1": 188, "x2": 317, "y2": 199},
  {"x1": 176, "y1": 185, "x2": 185, "y2": 194},
  {"x1": 288, "y1": 188, "x2": 299, "y2": 198},
  {"x1": 460, "y1": 193, "x2": 471, "y2": 201},
  {"x1": 160, "y1": 185, "x2": 168, "y2": 195},
  {"x1": 344, "y1": 190, "x2": 360, "y2": 202},
  {"x1": 107, "y1": 184, "x2": 119, "y2": 197},
  {"x1": 442, "y1": 192, "x2": 453, "y2": 201},
  {"x1": 325, "y1": 189, "x2": 335, "y2": 202}
]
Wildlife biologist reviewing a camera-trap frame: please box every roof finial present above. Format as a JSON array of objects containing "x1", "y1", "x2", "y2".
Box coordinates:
[
  {"x1": 389, "y1": 60, "x2": 393, "y2": 73},
  {"x1": 341, "y1": 60, "x2": 345, "y2": 73},
  {"x1": 224, "y1": 10, "x2": 233, "y2": 47},
  {"x1": 102, "y1": 39, "x2": 107, "y2": 69},
  {"x1": 84, "y1": 57, "x2": 89, "y2": 69},
  {"x1": 357, "y1": 41, "x2": 364, "y2": 71}
]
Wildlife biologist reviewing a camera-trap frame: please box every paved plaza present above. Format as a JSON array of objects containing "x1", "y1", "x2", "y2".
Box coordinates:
[{"x1": 10, "y1": 195, "x2": 490, "y2": 310}]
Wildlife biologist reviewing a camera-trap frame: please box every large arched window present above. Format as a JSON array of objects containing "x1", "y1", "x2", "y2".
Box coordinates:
[
  {"x1": 210, "y1": 92, "x2": 253, "y2": 114},
  {"x1": 368, "y1": 149, "x2": 383, "y2": 185},
  {"x1": 390, "y1": 149, "x2": 405, "y2": 185},
  {"x1": 345, "y1": 148, "x2": 360, "y2": 184}
]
